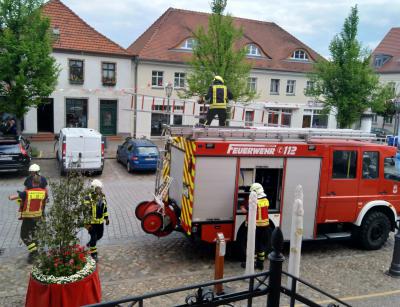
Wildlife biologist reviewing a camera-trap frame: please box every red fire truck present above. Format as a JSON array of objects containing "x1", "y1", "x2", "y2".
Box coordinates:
[{"x1": 135, "y1": 127, "x2": 400, "y2": 252}]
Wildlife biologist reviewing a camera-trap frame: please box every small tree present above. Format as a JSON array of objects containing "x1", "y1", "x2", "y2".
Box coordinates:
[
  {"x1": 0, "y1": 0, "x2": 59, "y2": 134},
  {"x1": 33, "y1": 173, "x2": 92, "y2": 280},
  {"x1": 306, "y1": 6, "x2": 386, "y2": 128},
  {"x1": 183, "y1": 0, "x2": 255, "y2": 102}
]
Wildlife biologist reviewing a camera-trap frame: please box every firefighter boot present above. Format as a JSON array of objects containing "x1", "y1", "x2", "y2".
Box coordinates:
[{"x1": 255, "y1": 252, "x2": 265, "y2": 270}]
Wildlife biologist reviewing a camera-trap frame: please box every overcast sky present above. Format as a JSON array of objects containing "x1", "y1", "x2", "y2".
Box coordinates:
[{"x1": 59, "y1": 0, "x2": 399, "y2": 57}]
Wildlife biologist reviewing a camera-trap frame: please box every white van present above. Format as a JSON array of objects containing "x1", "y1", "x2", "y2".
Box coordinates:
[{"x1": 56, "y1": 128, "x2": 104, "y2": 175}]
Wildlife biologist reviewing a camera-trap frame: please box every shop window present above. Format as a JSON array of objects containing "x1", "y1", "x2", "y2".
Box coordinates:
[
  {"x1": 66, "y1": 98, "x2": 88, "y2": 128},
  {"x1": 302, "y1": 109, "x2": 328, "y2": 128},
  {"x1": 245, "y1": 110, "x2": 254, "y2": 127},
  {"x1": 332, "y1": 150, "x2": 357, "y2": 179},
  {"x1": 69, "y1": 60, "x2": 84, "y2": 84}
]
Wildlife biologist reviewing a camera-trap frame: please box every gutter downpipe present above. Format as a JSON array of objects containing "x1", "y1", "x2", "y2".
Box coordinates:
[{"x1": 133, "y1": 56, "x2": 139, "y2": 138}]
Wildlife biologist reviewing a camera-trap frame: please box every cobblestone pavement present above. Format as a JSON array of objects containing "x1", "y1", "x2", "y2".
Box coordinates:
[{"x1": 1, "y1": 160, "x2": 400, "y2": 306}]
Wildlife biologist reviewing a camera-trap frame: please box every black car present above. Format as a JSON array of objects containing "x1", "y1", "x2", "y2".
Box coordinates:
[{"x1": 0, "y1": 135, "x2": 31, "y2": 174}]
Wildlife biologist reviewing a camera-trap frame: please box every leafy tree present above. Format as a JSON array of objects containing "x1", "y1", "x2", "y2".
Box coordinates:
[
  {"x1": 182, "y1": 0, "x2": 255, "y2": 102},
  {"x1": 0, "y1": 0, "x2": 59, "y2": 133},
  {"x1": 373, "y1": 83, "x2": 398, "y2": 130},
  {"x1": 306, "y1": 6, "x2": 386, "y2": 128}
]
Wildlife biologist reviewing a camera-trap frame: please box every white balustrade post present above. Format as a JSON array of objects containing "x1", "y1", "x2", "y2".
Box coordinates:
[
  {"x1": 287, "y1": 185, "x2": 304, "y2": 289},
  {"x1": 245, "y1": 191, "x2": 258, "y2": 275}
]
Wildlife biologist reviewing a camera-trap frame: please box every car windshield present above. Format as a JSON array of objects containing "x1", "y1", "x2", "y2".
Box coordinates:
[
  {"x1": 0, "y1": 143, "x2": 20, "y2": 154},
  {"x1": 384, "y1": 157, "x2": 400, "y2": 181},
  {"x1": 136, "y1": 146, "x2": 158, "y2": 155}
]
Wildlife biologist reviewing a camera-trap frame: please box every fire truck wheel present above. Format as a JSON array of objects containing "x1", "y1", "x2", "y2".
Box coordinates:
[
  {"x1": 360, "y1": 211, "x2": 390, "y2": 250},
  {"x1": 142, "y1": 212, "x2": 163, "y2": 234}
]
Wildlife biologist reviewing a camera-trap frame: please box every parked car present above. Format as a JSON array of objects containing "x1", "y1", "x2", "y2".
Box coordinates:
[
  {"x1": 56, "y1": 128, "x2": 104, "y2": 175},
  {"x1": 0, "y1": 135, "x2": 31, "y2": 174},
  {"x1": 116, "y1": 138, "x2": 159, "y2": 172},
  {"x1": 371, "y1": 127, "x2": 388, "y2": 138}
]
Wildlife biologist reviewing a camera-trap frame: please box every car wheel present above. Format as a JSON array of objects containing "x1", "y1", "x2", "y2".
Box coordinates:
[
  {"x1": 127, "y1": 161, "x2": 131, "y2": 173},
  {"x1": 360, "y1": 211, "x2": 390, "y2": 250},
  {"x1": 116, "y1": 153, "x2": 120, "y2": 163}
]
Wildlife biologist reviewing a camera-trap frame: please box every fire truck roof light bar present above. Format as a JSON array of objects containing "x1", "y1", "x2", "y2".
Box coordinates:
[{"x1": 167, "y1": 126, "x2": 376, "y2": 142}]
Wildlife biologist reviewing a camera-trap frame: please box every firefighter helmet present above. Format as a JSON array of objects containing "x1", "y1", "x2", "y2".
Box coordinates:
[
  {"x1": 250, "y1": 183, "x2": 266, "y2": 198},
  {"x1": 29, "y1": 164, "x2": 40, "y2": 172},
  {"x1": 213, "y1": 76, "x2": 224, "y2": 84},
  {"x1": 91, "y1": 179, "x2": 103, "y2": 189}
]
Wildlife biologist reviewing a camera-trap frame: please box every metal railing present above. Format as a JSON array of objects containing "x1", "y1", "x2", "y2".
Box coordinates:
[{"x1": 85, "y1": 228, "x2": 351, "y2": 307}]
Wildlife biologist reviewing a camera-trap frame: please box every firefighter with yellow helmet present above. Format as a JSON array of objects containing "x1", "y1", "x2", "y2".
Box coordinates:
[
  {"x1": 240, "y1": 182, "x2": 270, "y2": 270},
  {"x1": 203, "y1": 75, "x2": 233, "y2": 126},
  {"x1": 84, "y1": 179, "x2": 110, "y2": 262}
]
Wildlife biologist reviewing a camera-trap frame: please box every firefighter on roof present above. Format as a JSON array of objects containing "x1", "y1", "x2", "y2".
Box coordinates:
[
  {"x1": 9, "y1": 174, "x2": 47, "y2": 264},
  {"x1": 201, "y1": 76, "x2": 233, "y2": 126},
  {"x1": 84, "y1": 179, "x2": 109, "y2": 262},
  {"x1": 240, "y1": 182, "x2": 270, "y2": 270}
]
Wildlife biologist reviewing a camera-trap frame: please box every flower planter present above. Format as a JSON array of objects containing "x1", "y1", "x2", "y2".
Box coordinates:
[{"x1": 25, "y1": 257, "x2": 101, "y2": 307}]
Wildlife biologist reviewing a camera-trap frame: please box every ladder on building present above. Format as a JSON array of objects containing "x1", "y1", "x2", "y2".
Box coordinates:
[{"x1": 166, "y1": 126, "x2": 376, "y2": 142}]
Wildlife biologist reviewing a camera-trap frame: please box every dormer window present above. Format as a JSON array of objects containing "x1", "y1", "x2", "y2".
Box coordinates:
[
  {"x1": 291, "y1": 49, "x2": 309, "y2": 61},
  {"x1": 247, "y1": 44, "x2": 261, "y2": 57},
  {"x1": 374, "y1": 54, "x2": 391, "y2": 68},
  {"x1": 180, "y1": 38, "x2": 196, "y2": 50}
]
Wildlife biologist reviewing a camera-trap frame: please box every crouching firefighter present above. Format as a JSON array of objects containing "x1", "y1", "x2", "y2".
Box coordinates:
[
  {"x1": 84, "y1": 179, "x2": 109, "y2": 262},
  {"x1": 240, "y1": 183, "x2": 270, "y2": 270},
  {"x1": 9, "y1": 175, "x2": 47, "y2": 264}
]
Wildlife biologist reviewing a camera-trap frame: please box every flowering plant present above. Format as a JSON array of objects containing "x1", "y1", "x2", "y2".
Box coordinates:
[{"x1": 32, "y1": 173, "x2": 92, "y2": 283}]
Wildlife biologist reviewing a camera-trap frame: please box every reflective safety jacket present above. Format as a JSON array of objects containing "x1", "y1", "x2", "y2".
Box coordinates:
[
  {"x1": 256, "y1": 198, "x2": 269, "y2": 227},
  {"x1": 84, "y1": 192, "x2": 109, "y2": 224},
  {"x1": 21, "y1": 188, "x2": 47, "y2": 218},
  {"x1": 205, "y1": 84, "x2": 233, "y2": 109}
]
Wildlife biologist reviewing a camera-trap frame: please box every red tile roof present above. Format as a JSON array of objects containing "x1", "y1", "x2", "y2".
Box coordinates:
[
  {"x1": 128, "y1": 8, "x2": 322, "y2": 73},
  {"x1": 42, "y1": 0, "x2": 129, "y2": 57},
  {"x1": 373, "y1": 27, "x2": 400, "y2": 73}
]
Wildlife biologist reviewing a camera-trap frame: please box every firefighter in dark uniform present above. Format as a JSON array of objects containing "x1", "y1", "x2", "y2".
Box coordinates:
[
  {"x1": 84, "y1": 179, "x2": 109, "y2": 262},
  {"x1": 203, "y1": 76, "x2": 233, "y2": 126},
  {"x1": 24, "y1": 163, "x2": 48, "y2": 189},
  {"x1": 240, "y1": 183, "x2": 270, "y2": 270},
  {"x1": 9, "y1": 175, "x2": 47, "y2": 264}
]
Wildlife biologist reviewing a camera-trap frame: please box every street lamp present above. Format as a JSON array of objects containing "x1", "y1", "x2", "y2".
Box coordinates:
[{"x1": 165, "y1": 82, "x2": 173, "y2": 125}]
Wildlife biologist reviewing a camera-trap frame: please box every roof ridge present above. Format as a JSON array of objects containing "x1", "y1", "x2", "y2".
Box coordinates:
[
  {"x1": 127, "y1": 7, "x2": 173, "y2": 55},
  {"x1": 44, "y1": 0, "x2": 128, "y2": 55}
]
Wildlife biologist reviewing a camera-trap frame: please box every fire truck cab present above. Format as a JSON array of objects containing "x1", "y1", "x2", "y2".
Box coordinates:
[{"x1": 136, "y1": 127, "x2": 400, "y2": 252}]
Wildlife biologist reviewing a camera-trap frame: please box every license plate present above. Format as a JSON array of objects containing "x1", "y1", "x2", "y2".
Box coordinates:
[
  {"x1": 0, "y1": 156, "x2": 12, "y2": 161},
  {"x1": 145, "y1": 158, "x2": 155, "y2": 161}
]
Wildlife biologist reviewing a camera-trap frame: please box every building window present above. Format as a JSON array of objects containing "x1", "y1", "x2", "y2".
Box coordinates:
[
  {"x1": 332, "y1": 150, "x2": 357, "y2": 179},
  {"x1": 152, "y1": 71, "x2": 164, "y2": 87},
  {"x1": 286, "y1": 80, "x2": 296, "y2": 95},
  {"x1": 245, "y1": 110, "x2": 254, "y2": 127},
  {"x1": 247, "y1": 77, "x2": 257, "y2": 92},
  {"x1": 305, "y1": 80, "x2": 314, "y2": 92},
  {"x1": 302, "y1": 109, "x2": 328, "y2": 128},
  {"x1": 247, "y1": 44, "x2": 261, "y2": 57},
  {"x1": 291, "y1": 50, "x2": 309, "y2": 61},
  {"x1": 385, "y1": 116, "x2": 393, "y2": 124},
  {"x1": 270, "y1": 79, "x2": 280, "y2": 94},
  {"x1": 180, "y1": 38, "x2": 196, "y2": 50},
  {"x1": 174, "y1": 72, "x2": 185, "y2": 88},
  {"x1": 362, "y1": 151, "x2": 379, "y2": 179},
  {"x1": 66, "y1": 98, "x2": 88, "y2": 128},
  {"x1": 374, "y1": 55, "x2": 391, "y2": 68},
  {"x1": 102, "y1": 62, "x2": 116, "y2": 86},
  {"x1": 69, "y1": 60, "x2": 84, "y2": 84}
]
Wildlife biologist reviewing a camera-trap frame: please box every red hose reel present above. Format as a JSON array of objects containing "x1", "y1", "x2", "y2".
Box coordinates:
[{"x1": 135, "y1": 200, "x2": 179, "y2": 237}]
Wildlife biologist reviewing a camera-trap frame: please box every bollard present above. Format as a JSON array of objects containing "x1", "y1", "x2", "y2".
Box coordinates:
[
  {"x1": 387, "y1": 221, "x2": 400, "y2": 278},
  {"x1": 267, "y1": 227, "x2": 285, "y2": 307},
  {"x1": 245, "y1": 191, "x2": 258, "y2": 275},
  {"x1": 214, "y1": 232, "x2": 226, "y2": 295},
  {"x1": 287, "y1": 185, "x2": 304, "y2": 289}
]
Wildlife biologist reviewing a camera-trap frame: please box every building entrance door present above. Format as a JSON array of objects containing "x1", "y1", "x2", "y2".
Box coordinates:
[
  {"x1": 37, "y1": 98, "x2": 54, "y2": 132},
  {"x1": 100, "y1": 100, "x2": 117, "y2": 135}
]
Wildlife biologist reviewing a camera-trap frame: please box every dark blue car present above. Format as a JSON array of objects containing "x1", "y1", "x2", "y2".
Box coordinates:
[{"x1": 116, "y1": 138, "x2": 159, "y2": 172}]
